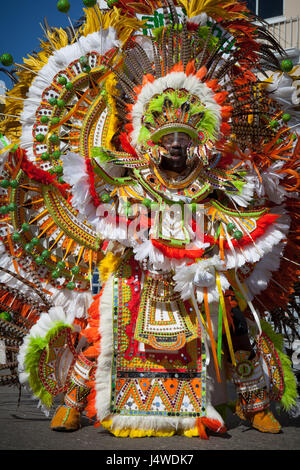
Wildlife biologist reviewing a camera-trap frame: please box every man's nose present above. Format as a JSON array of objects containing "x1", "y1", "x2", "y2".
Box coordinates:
[{"x1": 170, "y1": 134, "x2": 181, "y2": 147}]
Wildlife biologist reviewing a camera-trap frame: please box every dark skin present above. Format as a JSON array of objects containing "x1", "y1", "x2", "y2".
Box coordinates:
[
  {"x1": 159, "y1": 132, "x2": 191, "y2": 174},
  {"x1": 159, "y1": 131, "x2": 252, "y2": 355}
]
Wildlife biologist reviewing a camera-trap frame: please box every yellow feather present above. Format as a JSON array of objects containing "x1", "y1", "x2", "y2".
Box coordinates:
[
  {"x1": 98, "y1": 252, "x2": 121, "y2": 282},
  {"x1": 82, "y1": 6, "x2": 145, "y2": 44},
  {"x1": 104, "y1": 75, "x2": 119, "y2": 151},
  {"x1": 179, "y1": 0, "x2": 246, "y2": 20}
]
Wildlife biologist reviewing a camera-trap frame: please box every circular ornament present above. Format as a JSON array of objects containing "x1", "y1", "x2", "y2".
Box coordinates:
[
  {"x1": 282, "y1": 113, "x2": 291, "y2": 122},
  {"x1": 12, "y1": 232, "x2": 21, "y2": 242},
  {"x1": 226, "y1": 222, "x2": 235, "y2": 233},
  {"x1": 280, "y1": 59, "x2": 293, "y2": 72},
  {"x1": 83, "y1": 0, "x2": 97, "y2": 6},
  {"x1": 236, "y1": 359, "x2": 254, "y2": 378},
  {"x1": 0, "y1": 180, "x2": 10, "y2": 188},
  {"x1": 57, "y1": 0, "x2": 70, "y2": 13},
  {"x1": 233, "y1": 230, "x2": 243, "y2": 240},
  {"x1": 0, "y1": 53, "x2": 14, "y2": 66},
  {"x1": 0, "y1": 312, "x2": 12, "y2": 321},
  {"x1": 198, "y1": 129, "x2": 209, "y2": 144}
]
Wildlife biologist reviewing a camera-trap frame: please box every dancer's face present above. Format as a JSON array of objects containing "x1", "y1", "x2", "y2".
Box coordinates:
[{"x1": 159, "y1": 132, "x2": 191, "y2": 174}]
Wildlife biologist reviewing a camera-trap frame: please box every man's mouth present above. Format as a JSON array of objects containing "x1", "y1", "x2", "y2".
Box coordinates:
[{"x1": 168, "y1": 151, "x2": 183, "y2": 159}]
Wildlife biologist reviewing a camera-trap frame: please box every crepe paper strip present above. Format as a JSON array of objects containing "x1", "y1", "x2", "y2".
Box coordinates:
[
  {"x1": 203, "y1": 287, "x2": 221, "y2": 383},
  {"x1": 217, "y1": 301, "x2": 223, "y2": 367},
  {"x1": 216, "y1": 271, "x2": 236, "y2": 366}
]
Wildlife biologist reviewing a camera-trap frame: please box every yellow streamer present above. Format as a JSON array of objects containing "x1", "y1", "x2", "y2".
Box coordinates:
[
  {"x1": 203, "y1": 287, "x2": 221, "y2": 383},
  {"x1": 0, "y1": 142, "x2": 16, "y2": 155},
  {"x1": 215, "y1": 271, "x2": 236, "y2": 366}
]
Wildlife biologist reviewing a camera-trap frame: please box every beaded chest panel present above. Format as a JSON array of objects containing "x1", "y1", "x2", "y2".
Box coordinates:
[{"x1": 110, "y1": 255, "x2": 207, "y2": 419}]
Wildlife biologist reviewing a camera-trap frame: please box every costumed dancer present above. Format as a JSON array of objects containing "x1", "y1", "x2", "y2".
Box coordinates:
[{"x1": 0, "y1": 0, "x2": 299, "y2": 439}]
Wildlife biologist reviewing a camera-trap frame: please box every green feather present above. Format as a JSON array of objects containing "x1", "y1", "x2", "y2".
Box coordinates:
[
  {"x1": 92, "y1": 147, "x2": 115, "y2": 163},
  {"x1": 261, "y1": 319, "x2": 298, "y2": 411},
  {"x1": 24, "y1": 322, "x2": 72, "y2": 408},
  {"x1": 138, "y1": 126, "x2": 151, "y2": 143}
]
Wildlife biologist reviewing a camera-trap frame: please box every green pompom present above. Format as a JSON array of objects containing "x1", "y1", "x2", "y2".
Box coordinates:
[
  {"x1": 25, "y1": 242, "x2": 34, "y2": 252},
  {"x1": 58, "y1": 76, "x2": 67, "y2": 85},
  {"x1": 0, "y1": 53, "x2": 14, "y2": 67},
  {"x1": 281, "y1": 59, "x2": 293, "y2": 72},
  {"x1": 12, "y1": 232, "x2": 21, "y2": 242},
  {"x1": 0, "y1": 312, "x2": 12, "y2": 321},
  {"x1": 71, "y1": 266, "x2": 80, "y2": 275},
  {"x1": 79, "y1": 56, "x2": 89, "y2": 66},
  {"x1": 49, "y1": 134, "x2": 60, "y2": 144},
  {"x1": 48, "y1": 98, "x2": 58, "y2": 106},
  {"x1": 83, "y1": 0, "x2": 97, "y2": 7},
  {"x1": 51, "y1": 117, "x2": 61, "y2": 125},
  {"x1": 52, "y1": 151, "x2": 61, "y2": 160},
  {"x1": 66, "y1": 281, "x2": 76, "y2": 290},
  {"x1": 227, "y1": 223, "x2": 235, "y2": 233},
  {"x1": 282, "y1": 113, "x2": 291, "y2": 122},
  {"x1": 106, "y1": 0, "x2": 118, "y2": 7},
  {"x1": 57, "y1": 0, "x2": 70, "y2": 13},
  {"x1": 269, "y1": 120, "x2": 279, "y2": 129},
  {"x1": 57, "y1": 99, "x2": 65, "y2": 108},
  {"x1": 65, "y1": 82, "x2": 74, "y2": 90},
  {"x1": 7, "y1": 202, "x2": 17, "y2": 212},
  {"x1": 233, "y1": 230, "x2": 243, "y2": 240},
  {"x1": 82, "y1": 65, "x2": 91, "y2": 73},
  {"x1": 51, "y1": 270, "x2": 60, "y2": 279},
  {"x1": 40, "y1": 115, "x2": 50, "y2": 124},
  {"x1": 35, "y1": 133, "x2": 45, "y2": 143},
  {"x1": 0, "y1": 179, "x2": 10, "y2": 188},
  {"x1": 21, "y1": 223, "x2": 30, "y2": 231},
  {"x1": 10, "y1": 180, "x2": 19, "y2": 188},
  {"x1": 54, "y1": 165, "x2": 63, "y2": 175},
  {"x1": 0, "y1": 206, "x2": 8, "y2": 215},
  {"x1": 57, "y1": 260, "x2": 66, "y2": 270},
  {"x1": 101, "y1": 193, "x2": 111, "y2": 203},
  {"x1": 41, "y1": 250, "x2": 50, "y2": 259}
]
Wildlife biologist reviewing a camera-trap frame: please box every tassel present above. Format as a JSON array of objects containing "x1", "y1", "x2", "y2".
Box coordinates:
[
  {"x1": 195, "y1": 65, "x2": 207, "y2": 80},
  {"x1": 219, "y1": 223, "x2": 225, "y2": 262},
  {"x1": 201, "y1": 417, "x2": 227, "y2": 434},
  {"x1": 196, "y1": 418, "x2": 209, "y2": 440},
  {"x1": 203, "y1": 287, "x2": 221, "y2": 383},
  {"x1": 217, "y1": 301, "x2": 223, "y2": 367},
  {"x1": 216, "y1": 271, "x2": 236, "y2": 366}
]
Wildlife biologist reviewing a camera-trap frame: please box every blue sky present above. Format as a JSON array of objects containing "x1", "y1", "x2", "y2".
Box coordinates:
[{"x1": 1, "y1": 1, "x2": 87, "y2": 87}]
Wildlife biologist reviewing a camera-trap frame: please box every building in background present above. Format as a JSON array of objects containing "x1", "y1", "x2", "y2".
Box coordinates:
[{"x1": 246, "y1": 0, "x2": 300, "y2": 64}]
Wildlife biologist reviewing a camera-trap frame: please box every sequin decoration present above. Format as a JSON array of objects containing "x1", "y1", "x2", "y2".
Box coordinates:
[
  {"x1": 109, "y1": 254, "x2": 207, "y2": 418},
  {"x1": 258, "y1": 332, "x2": 284, "y2": 402}
]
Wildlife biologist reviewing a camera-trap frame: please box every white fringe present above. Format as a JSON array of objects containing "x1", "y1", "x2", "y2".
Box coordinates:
[{"x1": 20, "y1": 28, "x2": 120, "y2": 161}]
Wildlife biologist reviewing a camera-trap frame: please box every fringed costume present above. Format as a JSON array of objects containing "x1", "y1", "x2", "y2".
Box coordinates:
[{"x1": 0, "y1": 0, "x2": 299, "y2": 439}]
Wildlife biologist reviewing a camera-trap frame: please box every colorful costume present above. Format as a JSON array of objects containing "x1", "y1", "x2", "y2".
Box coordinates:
[{"x1": 0, "y1": 0, "x2": 299, "y2": 439}]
